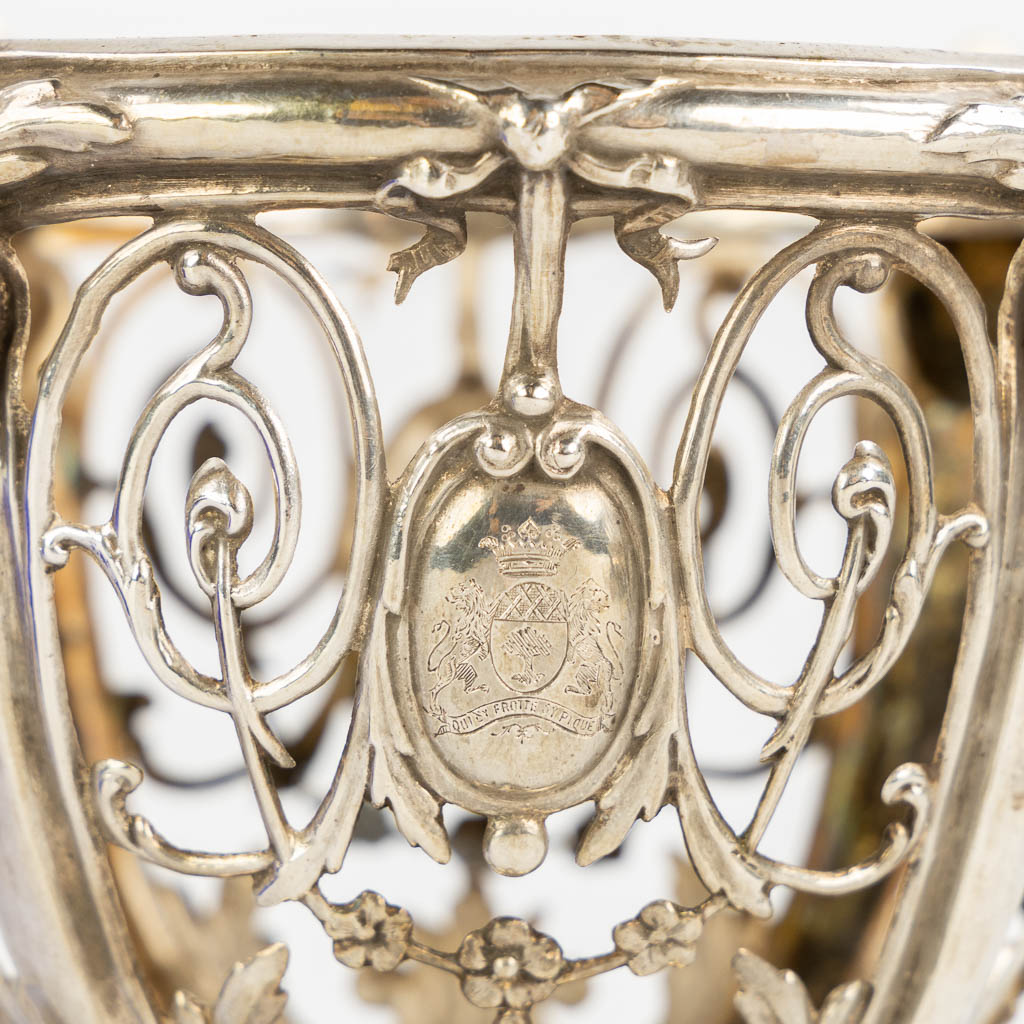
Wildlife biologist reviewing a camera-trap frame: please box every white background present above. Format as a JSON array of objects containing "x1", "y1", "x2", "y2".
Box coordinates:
[{"x1": 0, "y1": 1, "x2": 1021, "y2": 54}]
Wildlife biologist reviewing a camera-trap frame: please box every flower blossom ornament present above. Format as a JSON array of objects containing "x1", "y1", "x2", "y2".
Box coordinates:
[
  {"x1": 458, "y1": 918, "x2": 565, "y2": 1021},
  {"x1": 613, "y1": 900, "x2": 704, "y2": 976},
  {"x1": 319, "y1": 891, "x2": 412, "y2": 972}
]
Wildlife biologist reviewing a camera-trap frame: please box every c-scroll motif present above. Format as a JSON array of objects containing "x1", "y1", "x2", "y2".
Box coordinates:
[
  {"x1": 27, "y1": 217, "x2": 385, "y2": 903},
  {"x1": 673, "y1": 220, "x2": 997, "y2": 903}
]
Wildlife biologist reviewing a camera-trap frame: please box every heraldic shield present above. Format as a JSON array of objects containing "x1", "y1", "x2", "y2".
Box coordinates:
[
  {"x1": 421, "y1": 512, "x2": 626, "y2": 749},
  {"x1": 490, "y1": 580, "x2": 569, "y2": 693}
]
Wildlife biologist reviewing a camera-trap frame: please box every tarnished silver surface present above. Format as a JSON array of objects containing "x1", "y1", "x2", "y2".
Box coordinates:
[{"x1": 0, "y1": 35, "x2": 1022, "y2": 1024}]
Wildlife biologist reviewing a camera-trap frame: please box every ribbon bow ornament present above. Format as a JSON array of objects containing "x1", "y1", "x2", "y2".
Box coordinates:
[{"x1": 376, "y1": 77, "x2": 718, "y2": 308}]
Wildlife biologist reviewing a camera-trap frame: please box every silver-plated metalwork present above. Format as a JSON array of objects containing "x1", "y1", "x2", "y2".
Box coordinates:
[{"x1": 0, "y1": 36, "x2": 1022, "y2": 1024}]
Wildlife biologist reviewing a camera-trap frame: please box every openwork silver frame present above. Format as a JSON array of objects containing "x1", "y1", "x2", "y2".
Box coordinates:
[{"x1": 1, "y1": 37, "x2": 1023, "y2": 1024}]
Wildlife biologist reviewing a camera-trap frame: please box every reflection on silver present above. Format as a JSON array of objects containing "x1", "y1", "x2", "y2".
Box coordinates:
[{"x1": 0, "y1": 37, "x2": 1021, "y2": 1024}]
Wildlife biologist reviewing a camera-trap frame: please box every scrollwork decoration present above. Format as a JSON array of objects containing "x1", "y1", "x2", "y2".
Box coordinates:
[
  {"x1": 28, "y1": 216, "x2": 386, "y2": 903},
  {"x1": 19, "y1": 76, "x2": 1000, "y2": 1024}
]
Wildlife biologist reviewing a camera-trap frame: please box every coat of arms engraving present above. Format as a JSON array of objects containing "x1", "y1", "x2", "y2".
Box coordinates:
[{"x1": 426, "y1": 517, "x2": 623, "y2": 737}]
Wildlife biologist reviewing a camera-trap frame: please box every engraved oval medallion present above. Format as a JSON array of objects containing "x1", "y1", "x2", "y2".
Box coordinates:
[{"x1": 400, "y1": 445, "x2": 645, "y2": 803}]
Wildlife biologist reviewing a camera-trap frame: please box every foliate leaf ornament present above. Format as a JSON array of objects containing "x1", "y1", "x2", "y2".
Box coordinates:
[
  {"x1": 365, "y1": 614, "x2": 451, "y2": 861},
  {"x1": 733, "y1": 950, "x2": 871, "y2": 1024},
  {"x1": 0, "y1": 78, "x2": 131, "y2": 185},
  {"x1": 174, "y1": 944, "x2": 289, "y2": 1024},
  {"x1": 213, "y1": 944, "x2": 289, "y2": 1024},
  {"x1": 925, "y1": 95, "x2": 1024, "y2": 189}
]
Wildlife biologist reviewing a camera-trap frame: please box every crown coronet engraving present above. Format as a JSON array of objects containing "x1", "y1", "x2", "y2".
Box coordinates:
[{"x1": 478, "y1": 517, "x2": 579, "y2": 577}]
